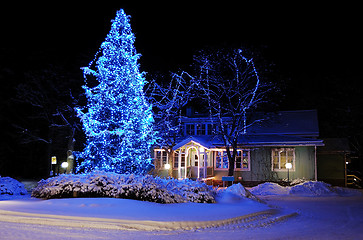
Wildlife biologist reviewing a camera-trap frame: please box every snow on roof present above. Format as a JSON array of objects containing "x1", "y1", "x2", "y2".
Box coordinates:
[
  {"x1": 181, "y1": 110, "x2": 320, "y2": 137},
  {"x1": 247, "y1": 110, "x2": 320, "y2": 137},
  {"x1": 169, "y1": 110, "x2": 323, "y2": 149}
]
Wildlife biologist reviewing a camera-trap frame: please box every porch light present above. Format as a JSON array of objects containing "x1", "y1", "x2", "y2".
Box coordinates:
[
  {"x1": 164, "y1": 163, "x2": 171, "y2": 170},
  {"x1": 61, "y1": 162, "x2": 69, "y2": 169},
  {"x1": 61, "y1": 161, "x2": 69, "y2": 174}
]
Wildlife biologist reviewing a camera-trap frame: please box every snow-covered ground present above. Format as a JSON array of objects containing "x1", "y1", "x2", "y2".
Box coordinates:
[
  {"x1": 1, "y1": 194, "x2": 362, "y2": 240},
  {"x1": 0, "y1": 177, "x2": 363, "y2": 239}
]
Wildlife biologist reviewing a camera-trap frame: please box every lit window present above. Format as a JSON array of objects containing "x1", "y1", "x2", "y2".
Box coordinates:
[
  {"x1": 173, "y1": 150, "x2": 185, "y2": 168},
  {"x1": 216, "y1": 151, "x2": 229, "y2": 169},
  {"x1": 272, "y1": 148, "x2": 295, "y2": 171},
  {"x1": 154, "y1": 150, "x2": 167, "y2": 169},
  {"x1": 235, "y1": 150, "x2": 250, "y2": 171},
  {"x1": 215, "y1": 150, "x2": 250, "y2": 170}
]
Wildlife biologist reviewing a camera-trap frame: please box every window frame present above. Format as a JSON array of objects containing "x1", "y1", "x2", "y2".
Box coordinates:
[
  {"x1": 214, "y1": 149, "x2": 250, "y2": 171},
  {"x1": 196, "y1": 123, "x2": 206, "y2": 135},
  {"x1": 154, "y1": 149, "x2": 168, "y2": 169},
  {"x1": 235, "y1": 149, "x2": 251, "y2": 171},
  {"x1": 173, "y1": 150, "x2": 186, "y2": 169},
  {"x1": 185, "y1": 124, "x2": 195, "y2": 135},
  {"x1": 271, "y1": 148, "x2": 295, "y2": 172}
]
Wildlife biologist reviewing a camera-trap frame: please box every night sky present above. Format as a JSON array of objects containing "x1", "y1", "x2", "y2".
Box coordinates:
[
  {"x1": 1, "y1": 3, "x2": 362, "y2": 177},
  {"x1": 2, "y1": 3, "x2": 361, "y2": 74}
]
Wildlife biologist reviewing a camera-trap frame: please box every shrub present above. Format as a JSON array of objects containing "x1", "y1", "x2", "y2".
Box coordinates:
[{"x1": 32, "y1": 172, "x2": 216, "y2": 203}]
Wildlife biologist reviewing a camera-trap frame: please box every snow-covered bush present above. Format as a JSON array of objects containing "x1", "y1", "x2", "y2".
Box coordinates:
[
  {"x1": 31, "y1": 172, "x2": 216, "y2": 203},
  {"x1": 0, "y1": 177, "x2": 27, "y2": 195}
]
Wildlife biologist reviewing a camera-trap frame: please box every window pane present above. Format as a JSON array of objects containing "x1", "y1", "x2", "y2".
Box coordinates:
[
  {"x1": 236, "y1": 151, "x2": 242, "y2": 168},
  {"x1": 181, "y1": 154, "x2": 185, "y2": 167},
  {"x1": 196, "y1": 124, "x2": 206, "y2": 135},
  {"x1": 162, "y1": 151, "x2": 167, "y2": 164},
  {"x1": 223, "y1": 152, "x2": 229, "y2": 169},
  {"x1": 174, "y1": 152, "x2": 179, "y2": 168},
  {"x1": 207, "y1": 124, "x2": 213, "y2": 135},
  {"x1": 216, "y1": 152, "x2": 222, "y2": 168},
  {"x1": 155, "y1": 150, "x2": 163, "y2": 169},
  {"x1": 280, "y1": 151, "x2": 287, "y2": 169},
  {"x1": 287, "y1": 150, "x2": 294, "y2": 168},
  {"x1": 242, "y1": 151, "x2": 249, "y2": 169},
  {"x1": 186, "y1": 124, "x2": 195, "y2": 135},
  {"x1": 273, "y1": 150, "x2": 279, "y2": 169}
]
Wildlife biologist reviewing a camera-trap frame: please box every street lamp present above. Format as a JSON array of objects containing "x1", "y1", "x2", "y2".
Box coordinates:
[{"x1": 285, "y1": 162, "x2": 292, "y2": 184}]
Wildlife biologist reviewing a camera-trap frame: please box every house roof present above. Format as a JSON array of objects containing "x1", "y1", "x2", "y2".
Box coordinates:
[
  {"x1": 247, "y1": 110, "x2": 320, "y2": 137},
  {"x1": 181, "y1": 110, "x2": 320, "y2": 137},
  {"x1": 172, "y1": 134, "x2": 324, "y2": 150},
  {"x1": 169, "y1": 110, "x2": 323, "y2": 150}
]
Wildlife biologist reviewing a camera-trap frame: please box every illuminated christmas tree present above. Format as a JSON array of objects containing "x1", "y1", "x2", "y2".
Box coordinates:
[{"x1": 76, "y1": 9, "x2": 156, "y2": 174}]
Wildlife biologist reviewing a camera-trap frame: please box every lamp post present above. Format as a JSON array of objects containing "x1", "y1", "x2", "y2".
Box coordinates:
[{"x1": 285, "y1": 162, "x2": 292, "y2": 184}]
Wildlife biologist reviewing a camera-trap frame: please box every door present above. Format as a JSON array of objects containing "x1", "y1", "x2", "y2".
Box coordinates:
[{"x1": 187, "y1": 148, "x2": 199, "y2": 178}]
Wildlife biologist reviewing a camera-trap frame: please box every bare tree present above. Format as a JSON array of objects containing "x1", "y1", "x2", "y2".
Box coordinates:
[
  {"x1": 12, "y1": 66, "x2": 81, "y2": 176},
  {"x1": 146, "y1": 72, "x2": 196, "y2": 175},
  {"x1": 193, "y1": 48, "x2": 272, "y2": 176}
]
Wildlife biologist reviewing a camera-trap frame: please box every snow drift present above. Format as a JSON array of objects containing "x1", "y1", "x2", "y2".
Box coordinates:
[
  {"x1": 250, "y1": 181, "x2": 361, "y2": 197},
  {"x1": 249, "y1": 182, "x2": 289, "y2": 196},
  {"x1": 217, "y1": 183, "x2": 262, "y2": 203},
  {"x1": 0, "y1": 176, "x2": 27, "y2": 195},
  {"x1": 31, "y1": 172, "x2": 216, "y2": 203}
]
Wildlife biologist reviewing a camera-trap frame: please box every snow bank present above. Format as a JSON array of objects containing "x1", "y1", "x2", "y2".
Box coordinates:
[
  {"x1": 31, "y1": 172, "x2": 216, "y2": 203},
  {"x1": 250, "y1": 181, "x2": 362, "y2": 197},
  {"x1": 289, "y1": 181, "x2": 337, "y2": 196},
  {"x1": 249, "y1": 182, "x2": 289, "y2": 196},
  {"x1": 0, "y1": 177, "x2": 27, "y2": 195},
  {"x1": 217, "y1": 183, "x2": 261, "y2": 203}
]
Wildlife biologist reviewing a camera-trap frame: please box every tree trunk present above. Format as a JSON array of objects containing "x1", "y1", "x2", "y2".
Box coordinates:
[{"x1": 225, "y1": 146, "x2": 235, "y2": 176}]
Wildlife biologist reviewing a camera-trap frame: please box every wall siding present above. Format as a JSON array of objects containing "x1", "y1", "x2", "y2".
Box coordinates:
[
  {"x1": 212, "y1": 146, "x2": 316, "y2": 182},
  {"x1": 158, "y1": 146, "x2": 316, "y2": 182}
]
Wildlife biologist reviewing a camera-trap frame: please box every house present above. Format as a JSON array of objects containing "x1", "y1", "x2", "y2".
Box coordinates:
[{"x1": 153, "y1": 109, "x2": 324, "y2": 186}]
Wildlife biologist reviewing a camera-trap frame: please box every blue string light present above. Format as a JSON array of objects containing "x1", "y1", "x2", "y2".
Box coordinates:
[{"x1": 76, "y1": 9, "x2": 157, "y2": 174}]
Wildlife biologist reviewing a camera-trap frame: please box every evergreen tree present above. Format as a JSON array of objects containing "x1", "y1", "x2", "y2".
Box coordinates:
[{"x1": 76, "y1": 9, "x2": 156, "y2": 174}]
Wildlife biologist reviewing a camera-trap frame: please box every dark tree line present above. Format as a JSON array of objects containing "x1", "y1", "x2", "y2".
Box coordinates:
[{"x1": 0, "y1": 49, "x2": 86, "y2": 178}]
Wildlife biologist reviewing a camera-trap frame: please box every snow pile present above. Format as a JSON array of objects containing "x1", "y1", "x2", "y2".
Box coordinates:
[
  {"x1": 0, "y1": 177, "x2": 27, "y2": 195},
  {"x1": 250, "y1": 181, "x2": 362, "y2": 197},
  {"x1": 249, "y1": 182, "x2": 289, "y2": 196},
  {"x1": 289, "y1": 181, "x2": 336, "y2": 196},
  {"x1": 217, "y1": 183, "x2": 261, "y2": 203},
  {"x1": 31, "y1": 172, "x2": 216, "y2": 203}
]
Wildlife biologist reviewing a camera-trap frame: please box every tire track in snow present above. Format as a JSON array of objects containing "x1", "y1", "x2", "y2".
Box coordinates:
[{"x1": 0, "y1": 209, "x2": 297, "y2": 231}]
